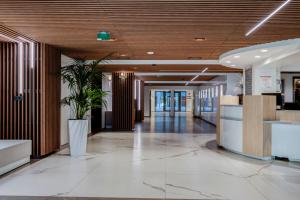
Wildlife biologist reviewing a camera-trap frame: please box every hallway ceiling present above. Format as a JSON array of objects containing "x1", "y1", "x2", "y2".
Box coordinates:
[{"x1": 0, "y1": 0, "x2": 299, "y2": 62}]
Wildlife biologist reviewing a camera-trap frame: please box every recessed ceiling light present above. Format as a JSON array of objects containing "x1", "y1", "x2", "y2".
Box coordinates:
[
  {"x1": 230, "y1": 64, "x2": 236, "y2": 67},
  {"x1": 194, "y1": 37, "x2": 206, "y2": 42},
  {"x1": 255, "y1": 55, "x2": 261, "y2": 59},
  {"x1": 245, "y1": 0, "x2": 291, "y2": 36},
  {"x1": 234, "y1": 55, "x2": 240, "y2": 59},
  {"x1": 261, "y1": 49, "x2": 268, "y2": 53},
  {"x1": 147, "y1": 51, "x2": 154, "y2": 55},
  {"x1": 225, "y1": 60, "x2": 232, "y2": 64},
  {"x1": 120, "y1": 54, "x2": 127, "y2": 57}
]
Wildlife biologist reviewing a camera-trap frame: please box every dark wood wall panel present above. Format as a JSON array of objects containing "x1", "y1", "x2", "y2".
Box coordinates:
[
  {"x1": 140, "y1": 80, "x2": 144, "y2": 120},
  {"x1": 0, "y1": 41, "x2": 61, "y2": 157},
  {"x1": 112, "y1": 72, "x2": 134, "y2": 131},
  {"x1": 134, "y1": 79, "x2": 144, "y2": 122},
  {"x1": 39, "y1": 43, "x2": 61, "y2": 155}
]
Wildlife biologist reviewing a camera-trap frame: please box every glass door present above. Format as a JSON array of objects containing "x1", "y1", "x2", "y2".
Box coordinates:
[
  {"x1": 165, "y1": 91, "x2": 171, "y2": 111},
  {"x1": 180, "y1": 91, "x2": 186, "y2": 112},
  {"x1": 155, "y1": 91, "x2": 171, "y2": 112},
  {"x1": 174, "y1": 91, "x2": 187, "y2": 112},
  {"x1": 155, "y1": 91, "x2": 164, "y2": 112}
]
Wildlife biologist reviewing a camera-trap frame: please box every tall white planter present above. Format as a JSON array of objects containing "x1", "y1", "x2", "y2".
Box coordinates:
[{"x1": 68, "y1": 120, "x2": 88, "y2": 156}]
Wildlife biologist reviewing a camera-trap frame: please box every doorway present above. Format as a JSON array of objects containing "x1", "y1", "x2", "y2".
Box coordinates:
[
  {"x1": 293, "y1": 77, "x2": 300, "y2": 103},
  {"x1": 174, "y1": 91, "x2": 187, "y2": 112},
  {"x1": 154, "y1": 90, "x2": 187, "y2": 112},
  {"x1": 155, "y1": 91, "x2": 171, "y2": 112}
]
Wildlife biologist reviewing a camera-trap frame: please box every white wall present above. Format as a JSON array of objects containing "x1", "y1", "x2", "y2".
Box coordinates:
[
  {"x1": 60, "y1": 55, "x2": 73, "y2": 146},
  {"x1": 281, "y1": 73, "x2": 300, "y2": 102}
]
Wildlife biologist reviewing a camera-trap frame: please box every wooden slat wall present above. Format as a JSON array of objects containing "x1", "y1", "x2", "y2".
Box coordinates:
[
  {"x1": 0, "y1": 41, "x2": 61, "y2": 157},
  {"x1": 39, "y1": 43, "x2": 61, "y2": 156},
  {"x1": 134, "y1": 79, "x2": 144, "y2": 122},
  {"x1": 140, "y1": 80, "x2": 144, "y2": 120},
  {"x1": 0, "y1": 42, "x2": 18, "y2": 142},
  {"x1": 112, "y1": 72, "x2": 134, "y2": 131}
]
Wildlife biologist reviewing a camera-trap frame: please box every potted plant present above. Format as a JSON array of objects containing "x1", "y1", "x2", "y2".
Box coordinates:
[{"x1": 61, "y1": 58, "x2": 107, "y2": 156}]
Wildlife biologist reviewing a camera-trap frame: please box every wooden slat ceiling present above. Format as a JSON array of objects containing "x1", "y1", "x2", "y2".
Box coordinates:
[
  {"x1": 0, "y1": 0, "x2": 299, "y2": 62},
  {"x1": 137, "y1": 75, "x2": 216, "y2": 81},
  {"x1": 98, "y1": 64, "x2": 241, "y2": 72}
]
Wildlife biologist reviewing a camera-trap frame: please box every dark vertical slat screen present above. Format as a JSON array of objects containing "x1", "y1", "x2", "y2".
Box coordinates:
[
  {"x1": 0, "y1": 41, "x2": 61, "y2": 157},
  {"x1": 140, "y1": 80, "x2": 144, "y2": 121},
  {"x1": 112, "y1": 72, "x2": 134, "y2": 131}
]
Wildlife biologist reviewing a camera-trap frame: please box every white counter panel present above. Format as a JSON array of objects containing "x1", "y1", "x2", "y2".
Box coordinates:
[
  {"x1": 221, "y1": 119, "x2": 243, "y2": 153},
  {"x1": 220, "y1": 105, "x2": 243, "y2": 119},
  {"x1": 271, "y1": 123, "x2": 300, "y2": 161}
]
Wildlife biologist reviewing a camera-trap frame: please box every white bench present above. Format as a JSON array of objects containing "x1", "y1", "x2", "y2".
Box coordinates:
[{"x1": 0, "y1": 140, "x2": 32, "y2": 176}]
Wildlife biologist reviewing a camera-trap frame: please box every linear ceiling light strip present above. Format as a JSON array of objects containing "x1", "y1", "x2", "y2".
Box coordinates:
[
  {"x1": 246, "y1": 0, "x2": 292, "y2": 36},
  {"x1": 0, "y1": 32, "x2": 36, "y2": 94},
  {"x1": 186, "y1": 67, "x2": 208, "y2": 86},
  {"x1": 17, "y1": 36, "x2": 35, "y2": 69}
]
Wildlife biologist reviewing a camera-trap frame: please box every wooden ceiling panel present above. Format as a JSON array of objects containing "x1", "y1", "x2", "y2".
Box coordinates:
[
  {"x1": 98, "y1": 64, "x2": 242, "y2": 72},
  {"x1": 137, "y1": 75, "x2": 216, "y2": 82},
  {"x1": 0, "y1": 0, "x2": 299, "y2": 61}
]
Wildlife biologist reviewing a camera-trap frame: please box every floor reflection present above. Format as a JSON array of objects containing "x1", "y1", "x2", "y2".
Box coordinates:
[{"x1": 135, "y1": 112, "x2": 215, "y2": 134}]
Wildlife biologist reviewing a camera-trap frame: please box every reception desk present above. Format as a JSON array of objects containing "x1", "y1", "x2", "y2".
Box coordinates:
[
  {"x1": 265, "y1": 121, "x2": 300, "y2": 161},
  {"x1": 217, "y1": 95, "x2": 300, "y2": 162},
  {"x1": 220, "y1": 105, "x2": 243, "y2": 154}
]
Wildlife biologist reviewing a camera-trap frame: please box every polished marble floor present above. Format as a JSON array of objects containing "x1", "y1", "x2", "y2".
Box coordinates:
[
  {"x1": 0, "y1": 132, "x2": 300, "y2": 200},
  {"x1": 135, "y1": 112, "x2": 215, "y2": 133}
]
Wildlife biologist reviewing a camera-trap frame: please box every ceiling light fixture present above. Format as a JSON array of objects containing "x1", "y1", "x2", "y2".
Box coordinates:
[
  {"x1": 194, "y1": 37, "x2": 206, "y2": 42},
  {"x1": 255, "y1": 55, "x2": 261, "y2": 58},
  {"x1": 147, "y1": 51, "x2": 155, "y2": 55},
  {"x1": 225, "y1": 60, "x2": 231, "y2": 64},
  {"x1": 119, "y1": 72, "x2": 127, "y2": 80},
  {"x1": 0, "y1": 33, "x2": 20, "y2": 43},
  {"x1": 245, "y1": 0, "x2": 292, "y2": 36},
  {"x1": 261, "y1": 49, "x2": 268, "y2": 53},
  {"x1": 186, "y1": 67, "x2": 209, "y2": 86},
  {"x1": 230, "y1": 64, "x2": 236, "y2": 67},
  {"x1": 234, "y1": 55, "x2": 240, "y2": 58}
]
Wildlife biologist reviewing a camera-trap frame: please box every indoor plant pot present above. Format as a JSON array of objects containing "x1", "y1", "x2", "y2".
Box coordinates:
[
  {"x1": 61, "y1": 58, "x2": 108, "y2": 157},
  {"x1": 68, "y1": 119, "x2": 88, "y2": 156}
]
